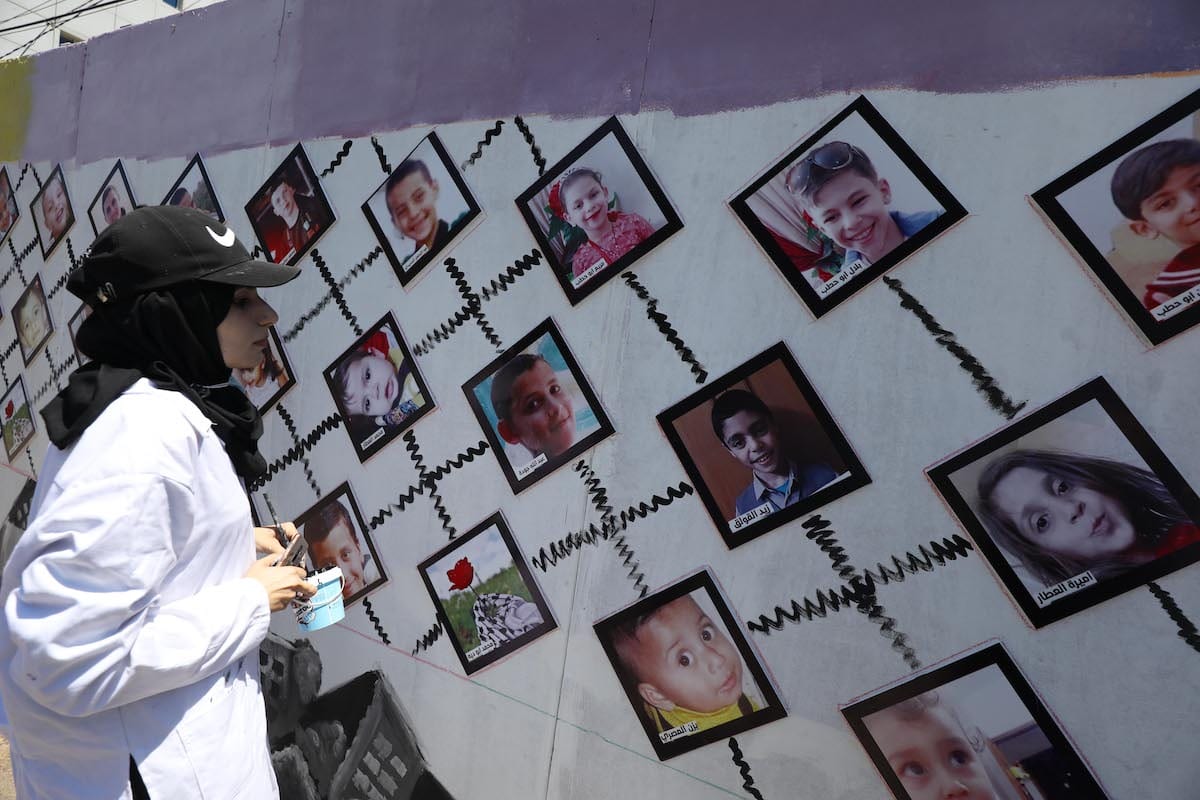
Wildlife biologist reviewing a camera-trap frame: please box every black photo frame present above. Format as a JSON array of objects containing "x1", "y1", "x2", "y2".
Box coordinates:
[
  {"x1": 162, "y1": 153, "x2": 225, "y2": 221},
  {"x1": 86, "y1": 159, "x2": 137, "y2": 237},
  {"x1": 230, "y1": 325, "x2": 295, "y2": 416},
  {"x1": 1, "y1": 376, "x2": 36, "y2": 462},
  {"x1": 293, "y1": 482, "x2": 387, "y2": 609},
  {"x1": 245, "y1": 143, "x2": 336, "y2": 266},
  {"x1": 12, "y1": 273, "x2": 53, "y2": 366},
  {"x1": 29, "y1": 164, "x2": 75, "y2": 261},
  {"x1": 0, "y1": 166, "x2": 20, "y2": 250},
  {"x1": 66, "y1": 304, "x2": 91, "y2": 366}
]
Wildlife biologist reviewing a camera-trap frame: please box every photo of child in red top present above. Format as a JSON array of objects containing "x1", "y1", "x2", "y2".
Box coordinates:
[{"x1": 549, "y1": 168, "x2": 656, "y2": 282}]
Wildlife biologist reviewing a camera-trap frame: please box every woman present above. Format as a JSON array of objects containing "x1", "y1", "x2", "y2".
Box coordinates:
[{"x1": 0, "y1": 205, "x2": 317, "y2": 799}]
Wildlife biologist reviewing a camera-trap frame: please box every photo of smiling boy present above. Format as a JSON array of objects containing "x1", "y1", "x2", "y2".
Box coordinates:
[
  {"x1": 30, "y1": 166, "x2": 75, "y2": 259},
  {"x1": 12, "y1": 275, "x2": 52, "y2": 366},
  {"x1": 363, "y1": 132, "x2": 480, "y2": 287},
  {"x1": 245, "y1": 144, "x2": 335, "y2": 266},
  {"x1": 87, "y1": 161, "x2": 136, "y2": 237},
  {"x1": 295, "y1": 484, "x2": 385, "y2": 607}
]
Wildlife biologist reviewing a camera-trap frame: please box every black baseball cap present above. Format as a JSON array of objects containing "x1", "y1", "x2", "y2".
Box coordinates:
[{"x1": 68, "y1": 205, "x2": 300, "y2": 306}]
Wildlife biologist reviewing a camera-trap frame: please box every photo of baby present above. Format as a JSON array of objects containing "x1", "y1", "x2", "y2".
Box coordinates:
[
  {"x1": 324, "y1": 312, "x2": 433, "y2": 462},
  {"x1": 844, "y1": 643, "x2": 1109, "y2": 800},
  {"x1": 464, "y1": 318, "x2": 615, "y2": 494},
  {"x1": 30, "y1": 165, "x2": 75, "y2": 260},
  {"x1": 730, "y1": 96, "x2": 964, "y2": 318},
  {"x1": 294, "y1": 483, "x2": 385, "y2": 608},
  {"x1": 516, "y1": 116, "x2": 683, "y2": 305},
  {"x1": 0, "y1": 167, "x2": 20, "y2": 249},
  {"x1": 12, "y1": 274, "x2": 53, "y2": 366},
  {"x1": 362, "y1": 131, "x2": 481, "y2": 287},
  {"x1": 928, "y1": 377, "x2": 1200, "y2": 628},
  {"x1": 417, "y1": 512, "x2": 556, "y2": 675},
  {"x1": 658, "y1": 343, "x2": 869, "y2": 548},
  {"x1": 246, "y1": 144, "x2": 336, "y2": 266},
  {"x1": 67, "y1": 305, "x2": 91, "y2": 366},
  {"x1": 1, "y1": 377, "x2": 35, "y2": 463},
  {"x1": 230, "y1": 326, "x2": 294, "y2": 415},
  {"x1": 594, "y1": 570, "x2": 785, "y2": 760},
  {"x1": 161, "y1": 153, "x2": 223, "y2": 220},
  {"x1": 1033, "y1": 87, "x2": 1200, "y2": 345},
  {"x1": 87, "y1": 160, "x2": 136, "y2": 236}
]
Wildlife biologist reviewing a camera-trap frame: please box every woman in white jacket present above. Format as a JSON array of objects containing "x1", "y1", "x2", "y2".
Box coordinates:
[{"x1": 0, "y1": 205, "x2": 316, "y2": 799}]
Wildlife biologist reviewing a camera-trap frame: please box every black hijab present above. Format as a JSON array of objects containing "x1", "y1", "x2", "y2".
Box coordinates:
[{"x1": 41, "y1": 281, "x2": 267, "y2": 480}]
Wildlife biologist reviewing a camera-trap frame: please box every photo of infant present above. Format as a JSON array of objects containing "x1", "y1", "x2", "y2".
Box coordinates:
[
  {"x1": 844, "y1": 643, "x2": 1109, "y2": 800},
  {"x1": 731, "y1": 96, "x2": 964, "y2": 318},
  {"x1": 0, "y1": 167, "x2": 20, "y2": 249},
  {"x1": 246, "y1": 144, "x2": 336, "y2": 266},
  {"x1": 162, "y1": 153, "x2": 223, "y2": 220},
  {"x1": 464, "y1": 318, "x2": 614, "y2": 494},
  {"x1": 594, "y1": 570, "x2": 785, "y2": 760},
  {"x1": 928, "y1": 377, "x2": 1200, "y2": 628},
  {"x1": 87, "y1": 160, "x2": 136, "y2": 236},
  {"x1": 230, "y1": 326, "x2": 294, "y2": 415},
  {"x1": 294, "y1": 483, "x2": 385, "y2": 608},
  {"x1": 418, "y1": 512, "x2": 556, "y2": 674},
  {"x1": 12, "y1": 274, "x2": 53, "y2": 366},
  {"x1": 1033, "y1": 87, "x2": 1200, "y2": 345},
  {"x1": 362, "y1": 131, "x2": 481, "y2": 287},
  {"x1": 1, "y1": 377, "x2": 35, "y2": 462},
  {"x1": 516, "y1": 116, "x2": 683, "y2": 305},
  {"x1": 30, "y1": 165, "x2": 75, "y2": 260},
  {"x1": 323, "y1": 312, "x2": 433, "y2": 462},
  {"x1": 658, "y1": 343, "x2": 869, "y2": 548}
]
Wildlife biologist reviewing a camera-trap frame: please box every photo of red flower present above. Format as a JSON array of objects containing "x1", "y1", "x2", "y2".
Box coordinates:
[{"x1": 447, "y1": 557, "x2": 474, "y2": 591}]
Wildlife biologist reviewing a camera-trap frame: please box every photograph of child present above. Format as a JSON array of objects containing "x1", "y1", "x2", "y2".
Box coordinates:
[
  {"x1": 362, "y1": 132, "x2": 481, "y2": 287},
  {"x1": 516, "y1": 116, "x2": 683, "y2": 305},
  {"x1": 294, "y1": 483, "x2": 385, "y2": 607},
  {"x1": 87, "y1": 160, "x2": 136, "y2": 236},
  {"x1": 12, "y1": 274, "x2": 53, "y2": 365},
  {"x1": 324, "y1": 312, "x2": 433, "y2": 462},
  {"x1": 30, "y1": 165, "x2": 75, "y2": 260},
  {"x1": 594, "y1": 570, "x2": 785, "y2": 760},
  {"x1": 464, "y1": 318, "x2": 615, "y2": 494},
  {"x1": 658, "y1": 343, "x2": 869, "y2": 548},
  {"x1": 928, "y1": 377, "x2": 1200, "y2": 628},
  {"x1": 1, "y1": 377, "x2": 35, "y2": 462},
  {"x1": 245, "y1": 144, "x2": 335, "y2": 266},
  {"x1": 0, "y1": 167, "x2": 19, "y2": 249},
  {"x1": 230, "y1": 326, "x2": 294, "y2": 415},
  {"x1": 67, "y1": 305, "x2": 91, "y2": 366},
  {"x1": 162, "y1": 154, "x2": 224, "y2": 221},
  {"x1": 417, "y1": 512, "x2": 556, "y2": 674},
  {"x1": 730, "y1": 96, "x2": 964, "y2": 318},
  {"x1": 1032, "y1": 88, "x2": 1200, "y2": 345},
  {"x1": 843, "y1": 643, "x2": 1109, "y2": 800}
]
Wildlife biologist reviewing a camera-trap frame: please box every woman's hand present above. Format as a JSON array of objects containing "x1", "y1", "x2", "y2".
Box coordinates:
[
  {"x1": 245, "y1": 554, "x2": 316, "y2": 612},
  {"x1": 254, "y1": 522, "x2": 299, "y2": 557}
]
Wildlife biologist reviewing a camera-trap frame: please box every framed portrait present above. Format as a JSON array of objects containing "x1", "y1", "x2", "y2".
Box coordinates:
[
  {"x1": 0, "y1": 166, "x2": 20, "y2": 249},
  {"x1": 67, "y1": 304, "x2": 91, "y2": 366},
  {"x1": 927, "y1": 377, "x2": 1200, "y2": 628},
  {"x1": 323, "y1": 312, "x2": 434, "y2": 462},
  {"x1": 593, "y1": 569, "x2": 786, "y2": 761},
  {"x1": 515, "y1": 116, "x2": 683, "y2": 305},
  {"x1": 417, "y1": 512, "x2": 556, "y2": 674},
  {"x1": 161, "y1": 153, "x2": 225, "y2": 221},
  {"x1": 842, "y1": 642, "x2": 1109, "y2": 800},
  {"x1": 294, "y1": 482, "x2": 386, "y2": 608},
  {"x1": 463, "y1": 317, "x2": 615, "y2": 494},
  {"x1": 1, "y1": 377, "x2": 36, "y2": 462},
  {"x1": 12, "y1": 274, "x2": 53, "y2": 366},
  {"x1": 245, "y1": 144, "x2": 336, "y2": 266},
  {"x1": 658, "y1": 343, "x2": 869, "y2": 548},
  {"x1": 86, "y1": 160, "x2": 136, "y2": 236},
  {"x1": 1031, "y1": 87, "x2": 1200, "y2": 346},
  {"x1": 362, "y1": 131, "x2": 482, "y2": 288},
  {"x1": 729, "y1": 95, "x2": 966, "y2": 318},
  {"x1": 230, "y1": 325, "x2": 295, "y2": 415},
  {"x1": 29, "y1": 164, "x2": 75, "y2": 260}
]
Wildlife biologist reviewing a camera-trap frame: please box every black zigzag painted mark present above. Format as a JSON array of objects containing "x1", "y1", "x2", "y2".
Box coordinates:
[
  {"x1": 31, "y1": 348, "x2": 76, "y2": 404},
  {"x1": 460, "y1": 121, "x2": 505, "y2": 171},
  {"x1": 480, "y1": 249, "x2": 542, "y2": 302},
  {"x1": 45, "y1": 270, "x2": 71, "y2": 301},
  {"x1": 0, "y1": 338, "x2": 18, "y2": 366},
  {"x1": 576, "y1": 460, "x2": 649, "y2": 597},
  {"x1": 444, "y1": 257, "x2": 502, "y2": 351},
  {"x1": 11, "y1": 164, "x2": 30, "y2": 194},
  {"x1": 282, "y1": 246, "x2": 383, "y2": 343},
  {"x1": 276, "y1": 404, "x2": 323, "y2": 499},
  {"x1": 403, "y1": 429, "x2": 456, "y2": 539},
  {"x1": 423, "y1": 440, "x2": 489, "y2": 482},
  {"x1": 360, "y1": 597, "x2": 391, "y2": 646},
  {"x1": 370, "y1": 136, "x2": 392, "y2": 175},
  {"x1": 28, "y1": 164, "x2": 42, "y2": 190},
  {"x1": 856, "y1": 535, "x2": 974, "y2": 592},
  {"x1": 512, "y1": 116, "x2": 547, "y2": 176},
  {"x1": 622, "y1": 272, "x2": 708, "y2": 384},
  {"x1": 412, "y1": 618, "x2": 444, "y2": 655},
  {"x1": 411, "y1": 303, "x2": 473, "y2": 357},
  {"x1": 24, "y1": 449, "x2": 36, "y2": 480},
  {"x1": 66, "y1": 237, "x2": 81, "y2": 269},
  {"x1": 246, "y1": 412, "x2": 343, "y2": 493},
  {"x1": 728, "y1": 738, "x2": 766, "y2": 800},
  {"x1": 320, "y1": 140, "x2": 353, "y2": 177},
  {"x1": 6, "y1": 236, "x2": 38, "y2": 287},
  {"x1": 310, "y1": 249, "x2": 363, "y2": 337},
  {"x1": 368, "y1": 483, "x2": 425, "y2": 530},
  {"x1": 803, "y1": 515, "x2": 858, "y2": 582},
  {"x1": 883, "y1": 276, "x2": 1025, "y2": 420},
  {"x1": 529, "y1": 482, "x2": 693, "y2": 571},
  {"x1": 1147, "y1": 582, "x2": 1200, "y2": 655}
]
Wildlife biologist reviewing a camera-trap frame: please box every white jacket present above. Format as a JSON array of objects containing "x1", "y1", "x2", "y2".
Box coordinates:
[{"x1": 0, "y1": 379, "x2": 277, "y2": 799}]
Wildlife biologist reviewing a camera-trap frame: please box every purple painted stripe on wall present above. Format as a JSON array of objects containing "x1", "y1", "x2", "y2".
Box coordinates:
[{"x1": 20, "y1": 0, "x2": 1200, "y2": 165}]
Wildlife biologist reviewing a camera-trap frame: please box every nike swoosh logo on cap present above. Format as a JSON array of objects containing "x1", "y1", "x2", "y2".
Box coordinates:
[{"x1": 206, "y1": 225, "x2": 237, "y2": 247}]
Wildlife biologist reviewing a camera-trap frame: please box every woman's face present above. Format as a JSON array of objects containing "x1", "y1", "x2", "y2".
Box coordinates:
[
  {"x1": 217, "y1": 288, "x2": 278, "y2": 370},
  {"x1": 989, "y1": 466, "x2": 1136, "y2": 563}
]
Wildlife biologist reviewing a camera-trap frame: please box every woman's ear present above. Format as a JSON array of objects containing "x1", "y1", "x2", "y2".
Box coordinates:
[{"x1": 638, "y1": 682, "x2": 676, "y2": 711}]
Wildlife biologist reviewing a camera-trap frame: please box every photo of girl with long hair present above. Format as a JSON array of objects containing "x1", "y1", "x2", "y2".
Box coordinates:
[{"x1": 929, "y1": 378, "x2": 1200, "y2": 627}]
